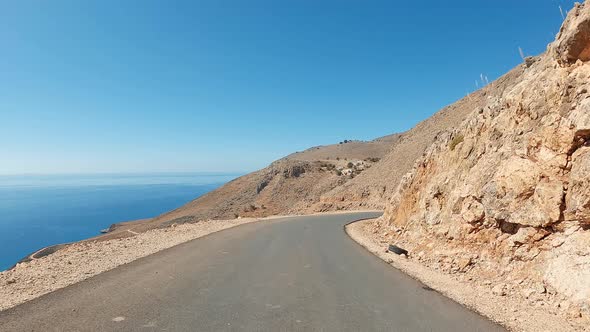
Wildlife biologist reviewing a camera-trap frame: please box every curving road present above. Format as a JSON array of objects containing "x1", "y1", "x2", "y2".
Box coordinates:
[{"x1": 0, "y1": 212, "x2": 504, "y2": 332}]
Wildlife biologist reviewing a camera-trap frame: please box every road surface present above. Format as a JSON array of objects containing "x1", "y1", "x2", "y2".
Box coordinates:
[{"x1": 0, "y1": 212, "x2": 504, "y2": 331}]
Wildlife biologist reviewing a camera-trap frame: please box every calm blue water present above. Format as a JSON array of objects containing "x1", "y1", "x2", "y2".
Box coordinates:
[{"x1": 0, "y1": 173, "x2": 239, "y2": 271}]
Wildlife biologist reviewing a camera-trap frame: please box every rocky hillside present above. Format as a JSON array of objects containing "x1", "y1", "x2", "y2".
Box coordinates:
[
  {"x1": 371, "y1": 1, "x2": 590, "y2": 325},
  {"x1": 111, "y1": 29, "x2": 526, "y2": 235},
  {"x1": 132, "y1": 86, "x2": 504, "y2": 231},
  {"x1": 127, "y1": 134, "x2": 401, "y2": 232},
  {"x1": 312, "y1": 71, "x2": 524, "y2": 212}
]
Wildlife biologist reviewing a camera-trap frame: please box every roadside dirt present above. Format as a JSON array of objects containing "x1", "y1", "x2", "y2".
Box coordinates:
[
  {"x1": 0, "y1": 217, "x2": 268, "y2": 311},
  {"x1": 346, "y1": 218, "x2": 583, "y2": 332},
  {"x1": 0, "y1": 210, "x2": 377, "y2": 312}
]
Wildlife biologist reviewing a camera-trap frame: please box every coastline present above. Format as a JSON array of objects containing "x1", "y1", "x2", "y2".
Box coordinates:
[
  {"x1": 0, "y1": 173, "x2": 238, "y2": 272},
  {"x1": 8, "y1": 218, "x2": 153, "y2": 271},
  {"x1": 0, "y1": 210, "x2": 379, "y2": 312},
  {"x1": 0, "y1": 216, "x2": 267, "y2": 311}
]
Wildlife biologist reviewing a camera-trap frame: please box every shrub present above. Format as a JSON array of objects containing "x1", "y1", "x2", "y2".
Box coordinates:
[
  {"x1": 335, "y1": 170, "x2": 342, "y2": 176},
  {"x1": 449, "y1": 134, "x2": 464, "y2": 151},
  {"x1": 347, "y1": 162, "x2": 354, "y2": 168}
]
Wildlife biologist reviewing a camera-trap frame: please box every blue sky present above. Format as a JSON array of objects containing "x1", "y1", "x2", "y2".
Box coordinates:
[{"x1": 1, "y1": 0, "x2": 576, "y2": 174}]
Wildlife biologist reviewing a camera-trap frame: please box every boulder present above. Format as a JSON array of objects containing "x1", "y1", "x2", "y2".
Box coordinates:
[
  {"x1": 508, "y1": 227, "x2": 537, "y2": 247},
  {"x1": 494, "y1": 157, "x2": 540, "y2": 199},
  {"x1": 461, "y1": 196, "x2": 485, "y2": 224},
  {"x1": 511, "y1": 180, "x2": 564, "y2": 227},
  {"x1": 495, "y1": 157, "x2": 563, "y2": 227},
  {"x1": 552, "y1": 2, "x2": 590, "y2": 64}
]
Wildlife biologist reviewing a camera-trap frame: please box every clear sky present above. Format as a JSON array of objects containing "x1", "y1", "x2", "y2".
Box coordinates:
[{"x1": 1, "y1": 0, "x2": 577, "y2": 174}]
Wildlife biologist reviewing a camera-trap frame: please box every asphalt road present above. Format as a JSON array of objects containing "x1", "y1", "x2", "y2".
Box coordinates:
[{"x1": 0, "y1": 212, "x2": 505, "y2": 332}]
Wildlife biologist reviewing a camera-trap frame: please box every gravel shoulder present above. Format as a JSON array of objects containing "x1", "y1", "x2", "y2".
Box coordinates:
[
  {"x1": 0, "y1": 210, "x2": 378, "y2": 312},
  {"x1": 0, "y1": 215, "x2": 277, "y2": 311},
  {"x1": 345, "y1": 218, "x2": 581, "y2": 332},
  {"x1": 1, "y1": 212, "x2": 505, "y2": 332}
]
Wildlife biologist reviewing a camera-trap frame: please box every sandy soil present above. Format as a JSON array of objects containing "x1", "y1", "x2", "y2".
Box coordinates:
[{"x1": 345, "y1": 218, "x2": 583, "y2": 332}]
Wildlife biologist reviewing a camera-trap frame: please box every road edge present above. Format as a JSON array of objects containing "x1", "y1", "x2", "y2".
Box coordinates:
[
  {"x1": 0, "y1": 211, "x2": 379, "y2": 312},
  {"x1": 344, "y1": 218, "x2": 581, "y2": 332}
]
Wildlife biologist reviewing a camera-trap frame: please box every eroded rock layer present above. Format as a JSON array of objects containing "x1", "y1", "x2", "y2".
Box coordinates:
[{"x1": 375, "y1": 0, "x2": 590, "y2": 319}]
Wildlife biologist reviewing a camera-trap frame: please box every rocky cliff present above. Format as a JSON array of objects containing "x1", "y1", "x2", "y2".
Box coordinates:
[{"x1": 372, "y1": 1, "x2": 590, "y2": 321}]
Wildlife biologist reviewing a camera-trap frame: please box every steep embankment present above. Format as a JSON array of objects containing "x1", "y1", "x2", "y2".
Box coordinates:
[
  {"x1": 370, "y1": 1, "x2": 590, "y2": 327},
  {"x1": 314, "y1": 68, "x2": 525, "y2": 211}
]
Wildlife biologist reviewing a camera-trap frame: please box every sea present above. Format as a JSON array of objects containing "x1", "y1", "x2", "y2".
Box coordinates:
[{"x1": 0, "y1": 173, "x2": 240, "y2": 271}]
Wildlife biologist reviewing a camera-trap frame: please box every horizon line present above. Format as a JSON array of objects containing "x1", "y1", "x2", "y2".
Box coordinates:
[{"x1": 0, "y1": 171, "x2": 249, "y2": 177}]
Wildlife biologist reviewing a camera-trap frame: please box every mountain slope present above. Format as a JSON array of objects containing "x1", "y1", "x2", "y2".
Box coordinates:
[
  {"x1": 313, "y1": 68, "x2": 525, "y2": 212},
  {"x1": 115, "y1": 36, "x2": 527, "y2": 234},
  {"x1": 136, "y1": 134, "x2": 401, "y2": 230},
  {"x1": 143, "y1": 81, "x2": 523, "y2": 230}
]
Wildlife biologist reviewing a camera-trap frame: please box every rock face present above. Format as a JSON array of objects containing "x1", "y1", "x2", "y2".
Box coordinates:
[
  {"x1": 545, "y1": 232, "x2": 590, "y2": 304},
  {"x1": 552, "y1": 2, "x2": 590, "y2": 64},
  {"x1": 565, "y1": 145, "x2": 590, "y2": 224},
  {"x1": 376, "y1": 0, "x2": 590, "y2": 316},
  {"x1": 312, "y1": 73, "x2": 509, "y2": 212}
]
